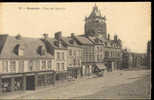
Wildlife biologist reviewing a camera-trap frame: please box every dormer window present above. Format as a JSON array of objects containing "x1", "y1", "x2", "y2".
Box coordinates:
[
  {"x1": 94, "y1": 38, "x2": 99, "y2": 43},
  {"x1": 16, "y1": 34, "x2": 22, "y2": 40},
  {"x1": 40, "y1": 46, "x2": 46, "y2": 55},
  {"x1": 69, "y1": 40, "x2": 74, "y2": 44},
  {"x1": 18, "y1": 47, "x2": 24, "y2": 56},
  {"x1": 58, "y1": 41, "x2": 62, "y2": 48},
  {"x1": 54, "y1": 41, "x2": 62, "y2": 48},
  {"x1": 15, "y1": 44, "x2": 24, "y2": 56}
]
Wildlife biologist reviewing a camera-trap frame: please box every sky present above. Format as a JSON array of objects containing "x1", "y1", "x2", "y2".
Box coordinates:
[{"x1": 0, "y1": 2, "x2": 151, "y2": 53}]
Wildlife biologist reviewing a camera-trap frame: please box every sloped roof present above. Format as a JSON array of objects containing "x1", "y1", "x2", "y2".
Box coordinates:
[
  {"x1": 62, "y1": 37, "x2": 81, "y2": 47},
  {"x1": 46, "y1": 38, "x2": 67, "y2": 49},
  {"x1": 88, "y1": 36, "x2": 106, "y2": 45},
  {"x1": 75, "y1": 36, "x2": 93, "y2": 45},
  {"x1": 89, "y1": 5, "x2": 101, "y2": 18},
  {"x1": 0, "y1": 34, "x2": 8, "y2": 54},
  {"x1": 0, "y1": 35, "x2": 53, "y2": 58}
]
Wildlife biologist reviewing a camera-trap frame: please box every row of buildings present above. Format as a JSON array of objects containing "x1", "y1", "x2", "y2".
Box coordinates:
[
  {"x1": 121, "y1": 40, "x2": 151, "y2": 69},
  {"x1": 0, "y1": 5, "x2": 151, "y2": 94}
]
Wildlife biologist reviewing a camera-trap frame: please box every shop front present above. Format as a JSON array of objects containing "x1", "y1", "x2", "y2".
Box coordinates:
[
  {"x1": 0, "y1": 70, "x2": 56, "y2": 95},
  {"x1": 93, "y1": 64, "x2": 106, "y2": 77},
  {"x1": 81, "y1": 65, "x2": 93, "y2": 76},
  {"x1": 67, "y1": 67, "x2": 82, "y2": 79}
]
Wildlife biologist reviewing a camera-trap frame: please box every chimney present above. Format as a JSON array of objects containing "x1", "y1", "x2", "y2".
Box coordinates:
[
  {"x1": 71, "y1": 33, "x2": 75, "y2": 38},
  {"x1": 43, "y1": 33, "x2": 48, "y2": 40},
  {"x1": 16, "y1": 34, "x2": 22, "y2": 40},
  {"x1": 55, "y1": 31, "x2": 62, "y2": 40},
  {"x1": 114, "y1": 35, "x2": 118, "y2": 41},
  {"x1": 108, "y1": 34, "x2": 110, "y2": 40}
]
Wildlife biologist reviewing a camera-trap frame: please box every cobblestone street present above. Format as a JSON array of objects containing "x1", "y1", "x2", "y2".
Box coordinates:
[{"x1": 0, "y1": 69, "x2": 151, "y2": 99}]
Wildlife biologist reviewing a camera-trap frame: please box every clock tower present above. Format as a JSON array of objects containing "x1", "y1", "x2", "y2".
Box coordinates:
[{"x1": 85, "y1": 4, "x2": 107, "y2": 39}]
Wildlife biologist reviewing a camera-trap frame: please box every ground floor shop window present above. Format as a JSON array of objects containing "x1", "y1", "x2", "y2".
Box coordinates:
[
  {"x1": 37, "y1": 75, "x2": 45, "y2": 87},
  {"x1": 14, "y1": 77, "x2": 23, "y2": 91},
  {"x1": 46, "y1": 74, "x2": 53, "y2": 85},
  {"x1": 2, "y1": 78, "x2": 11, "y2": 92}
]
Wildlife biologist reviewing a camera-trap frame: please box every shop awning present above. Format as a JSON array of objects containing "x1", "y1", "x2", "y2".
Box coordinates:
[{"x1": 95, "y1": 64, "x2": 106, "y2": 70}]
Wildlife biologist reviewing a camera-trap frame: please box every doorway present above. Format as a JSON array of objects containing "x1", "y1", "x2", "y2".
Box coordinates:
[{"x1": 26, "y1": 76, "x2": 35, "y2": 90}]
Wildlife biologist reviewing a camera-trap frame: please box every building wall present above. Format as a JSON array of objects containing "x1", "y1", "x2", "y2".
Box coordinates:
[
  {"x1": 54, "y1": 49, "x2": 68, "y2": 72},
  {"x1": 94, "y1": 45, "x2": 104, "y2": 63},
  {"x1": 122, "y1": 51, "x2": 146, "y2": 69},
  {"x1": 0, "y1": 58, "x2": 54, "y2": 74},
  {"x1": 104, "y1": 46, "x2": 122, "y2": 71},
  {"x1": 67, "y1": 46, "x2": 82, "y2": 67},
  {"x1": 0, "y1": 60, "x2": 2, "y2": 73},
  {"x1": 81, "y1": 45, "x2": 95, "y2": 65}
]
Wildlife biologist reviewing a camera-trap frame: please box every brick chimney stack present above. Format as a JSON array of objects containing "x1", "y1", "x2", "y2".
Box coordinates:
[
  {"x1": 114, "y1": 34, "x2": 118, "y2": 41},
  {"x1": 71, "y1": 33, "x2": 75, "y2": 38},
  {"x1": 108, "y1": 34, "x2": 110, "y2": 40},
  {"x1": 55, "y1": 31, "x2": 62, "y2": 40}
]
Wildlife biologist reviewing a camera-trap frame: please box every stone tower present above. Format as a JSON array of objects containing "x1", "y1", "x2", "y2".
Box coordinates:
[{"x1": 85, "y1": 4, "x2": 107, "y2": 38}]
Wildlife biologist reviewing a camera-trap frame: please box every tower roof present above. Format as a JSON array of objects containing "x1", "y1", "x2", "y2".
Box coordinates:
[{"x1": 89, "y1": 4, "x2": 101, "y2": 18}]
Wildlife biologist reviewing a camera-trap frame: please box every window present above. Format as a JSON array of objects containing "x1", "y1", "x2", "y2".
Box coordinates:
[
  {"x1": 61, "y1": 63, "x2": 64, "y2": 71},
  {"x1": 105, "y1": 51, "x2": 109, "y2": 57},
  {"x1": 18, "y1": 48, "x2": 24, "y2": 56},
  {"x1": 78, "y1": 59, "x2": 81, "y2": 65},
  {"x1": 40, "y1": 46, "x2": 46, "y2": 55},
  {"x1": 42, "y1": 60, "x2": 46, "y2": 70},
  {"x1": 73, "y1": 59, "x2": 76, "y2": 65},
  {"x1": 19, "y1": 60, "x2": 24, "y2": 72},
  {"x1": 2, "y1": 60, "x2": 8, "y2": 72},
  {"x1": 10, "y1": 60, "x2": 16, "y2": 72},
  {"x1": 100, "y1": 55, "x2": 102, "y2": 59},
  {"x1": 58, "y1": 41, "x2": 62, "y2": 48},
  {"x1": 47, "y1": 60, "x2": 52, "y2": 69},
  {"x1": 28, "y1": 60, "x2": 33, "y2": 71},
  {"x1": 73, "y1": 50, "x2": 76, "y2": 56},
  {"x1": 62, "y1": 52, "x2": 64, "y2": 60},
  {"x1": 100, "y1": 47, "x2": 103, "y2": 52},
  {"x1": 35, "y1": 60, "x2": 40, "y2": 71},
  {"x1": 69, "y1": 49, "x2": 72, "y2": 56},
  {"x1": 57, "y1": 52, "x2": 60, "y2": 60},
  {"x1": 97, "y1": 55, "x2": 99, "y2": 61},
  {"x1": 56, "y1": 63, "x2": 60, "y2": 72},
  {"x1": 97, "y1": 47, "x2": 99, "y2": 51}
]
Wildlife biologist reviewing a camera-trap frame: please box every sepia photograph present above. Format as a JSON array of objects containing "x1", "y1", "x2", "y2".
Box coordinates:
[{"x1": 0, "y1": 2, "x2": 151, "y2": 99}]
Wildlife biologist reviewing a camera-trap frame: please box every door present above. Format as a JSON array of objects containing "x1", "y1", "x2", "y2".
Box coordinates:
[{"x1": 26, "y1": 76, "x2": 35, "y2": 90}]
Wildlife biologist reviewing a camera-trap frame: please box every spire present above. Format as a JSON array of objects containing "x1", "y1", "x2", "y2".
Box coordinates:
[
  {"x1": 94, "y1": 3, "x2": 97, "y2": 7},
  {"x1": 89, "y1": 3, "x2": 101, "y2": 18}
]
